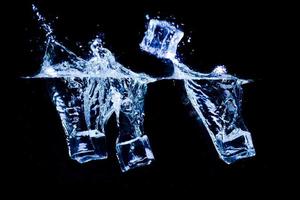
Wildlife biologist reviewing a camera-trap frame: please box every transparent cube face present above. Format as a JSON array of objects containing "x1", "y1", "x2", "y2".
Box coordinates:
[
  {"x1": 184, "y1": 79, "x2": 255, "y2": 164},
  {"x1": 140, "y1": 19, "x2": 184, "y2": 59},
  {"x1": 69, "y1": 130, "x2": 107, "y2": 163},
  {"x1": 116, "y1": 135, "x2": 154, "y2": 172}
]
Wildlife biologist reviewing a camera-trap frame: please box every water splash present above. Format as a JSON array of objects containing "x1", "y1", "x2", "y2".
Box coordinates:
[
  {"x1": 32, "y1": 4, "x2": 54, "y2": 38},
  {"x1": 31, "y1": 5, "x2": 155, "y2": 172},
  {"x1": 29, "y1": 4, "x2": 255, "y2": 171},
  {"x1": 140, "y1": 19, "x2": 256, "y2": 164}
]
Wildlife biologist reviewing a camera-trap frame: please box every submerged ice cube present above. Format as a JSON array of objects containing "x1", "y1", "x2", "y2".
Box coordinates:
[
  {"x1": 140, "y1": 19, "x2": 184, "y2": 59},
  {"x1": 116, "y1": 135, "x2": 154, "y2": 172},
  {"x1": 69, "y1": 130, "x2": 106, "y2": 163}
]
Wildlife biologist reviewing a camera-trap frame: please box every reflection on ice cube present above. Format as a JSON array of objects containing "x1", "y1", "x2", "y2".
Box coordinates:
[
  {"x1": 69, "y1": 130, "x2": 107, "y2": 163},
  {"x1": 116, "y1": 135, "x2": 154, "y2": 172},
  {"x1": 140, "y1": 19, "x2": 184, "y2": 59}
]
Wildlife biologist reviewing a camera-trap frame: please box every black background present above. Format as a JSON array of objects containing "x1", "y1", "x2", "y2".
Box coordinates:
[{"x1": 8, "y1": 0, "x2": 293, "y2": 192}]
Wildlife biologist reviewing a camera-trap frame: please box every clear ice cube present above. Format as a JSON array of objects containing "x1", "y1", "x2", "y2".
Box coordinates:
[
  {"x1": 140, "y1": 19, "x2": 184, "y2": 59},
  {"x1": 116, "y1": 135, "x2": 154, "y2": 172},
  {"x1": 69, "y1": 130, "x2": 106, "y2": 163}
]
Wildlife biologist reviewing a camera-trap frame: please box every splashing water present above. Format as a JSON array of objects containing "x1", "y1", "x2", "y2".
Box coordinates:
[
  {"x1": 140, "y1": 19, "x2": 255, "y2": 164},
  {"x1": 31, "y1": 5, "x2": 156, "y2": 172},
  {"x1": 29, "y1": 5, "x2": 255, "y2": 172}
]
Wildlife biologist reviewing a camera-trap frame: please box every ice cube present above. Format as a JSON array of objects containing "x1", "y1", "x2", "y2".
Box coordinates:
[
  {"x1": 116, "y1": 135, "x2": 154, "y2": 172},
  {"x1": 69, "y1": 130, "x2": 107, "y2": 163},
  {"x1": 140, "y1": 19, "x2": 184, "y2": 59}
]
